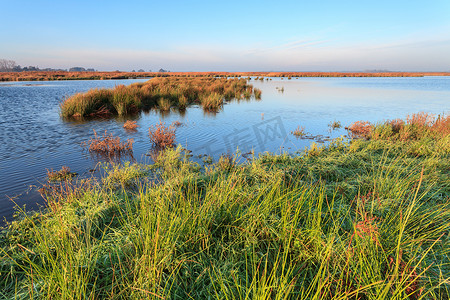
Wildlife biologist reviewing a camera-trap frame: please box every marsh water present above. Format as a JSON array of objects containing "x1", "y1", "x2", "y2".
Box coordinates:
[{"x1": 1, "y1": 76, "x2": 449, "y2": 221}]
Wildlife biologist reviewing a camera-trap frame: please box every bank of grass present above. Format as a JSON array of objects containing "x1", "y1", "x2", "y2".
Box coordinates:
[
  {"x1": 60, "y1": 77, "x2": 257, "y2": 118},
  {"x1": 1, "y1": 115, "x2": 449, "y2": 299}
]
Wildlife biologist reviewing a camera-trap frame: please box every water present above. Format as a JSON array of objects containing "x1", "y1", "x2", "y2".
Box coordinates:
[{"x1": 0, "y1": 76, "x2": 449, "y2": 221}]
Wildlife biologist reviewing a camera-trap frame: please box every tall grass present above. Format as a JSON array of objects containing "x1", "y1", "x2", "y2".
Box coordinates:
[{"x1": 1, "y1": 114, "x2": 449, "y2": 298}]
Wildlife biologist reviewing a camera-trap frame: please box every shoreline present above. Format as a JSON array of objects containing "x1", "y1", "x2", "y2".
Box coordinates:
[{"x1": 1, "y1": 71, "x2": 450, "y2": 82}]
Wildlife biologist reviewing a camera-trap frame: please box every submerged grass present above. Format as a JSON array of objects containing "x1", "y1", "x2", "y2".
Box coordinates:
[
  {"x1": 60, "y1": 77, "x2": 259, "y2": 118},
  {"x1": 1, "y1": 114, "x2": 449, "y2": 299}
]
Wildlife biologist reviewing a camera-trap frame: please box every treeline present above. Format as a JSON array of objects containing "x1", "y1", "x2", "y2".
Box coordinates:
[{"x1": 0, "y1": 59, "x2": 97, "y2": 73}]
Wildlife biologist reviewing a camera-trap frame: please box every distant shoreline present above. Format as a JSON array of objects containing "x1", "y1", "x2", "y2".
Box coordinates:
[{"x1": 1, "y1": 71, "x2": 449, "y2": 82}]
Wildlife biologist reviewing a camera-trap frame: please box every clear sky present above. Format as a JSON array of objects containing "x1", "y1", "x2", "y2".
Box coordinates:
[{"x1": 2, "y1": 0, "x2": 450, "y2": 71}]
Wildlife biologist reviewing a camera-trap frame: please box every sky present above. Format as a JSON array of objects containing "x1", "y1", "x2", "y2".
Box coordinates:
[{"x1": 1, "y1": 0, "x2": 450, "y2": 72}]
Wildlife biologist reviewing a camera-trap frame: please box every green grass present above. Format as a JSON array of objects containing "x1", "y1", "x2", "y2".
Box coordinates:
[{"x1": 1, "y1": 118, "x2": 449, "y2": 299}]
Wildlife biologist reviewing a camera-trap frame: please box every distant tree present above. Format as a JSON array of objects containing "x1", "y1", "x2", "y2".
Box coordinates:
[
  {"x1": 69, "y1": 67, "x2": 86, "y2": 72},
  {"x1": 0, "y1": 59, "x2": 17, "y2": 72},
  {"x1": 138, "y1": 69, "x2": 145, "y2": 72}
]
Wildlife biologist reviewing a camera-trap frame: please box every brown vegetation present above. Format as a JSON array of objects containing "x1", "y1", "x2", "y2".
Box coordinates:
[
  {"x1": 291, "y1": 126, "x2": 307, "y2": 137},
  {"x1": 148, "y1": 121, "x2": 176, "y2": 149},
  {"x1": 346, "y1": 121, "x2": 372, "y2": 139},
  {"x1": 123, "y1": 120, "x2": 139, "y2": 130},
  {"x1": 82, "y1": 130, "x2": 133, "y2": 154},
  {"x1": 347, "y1": 112, "x2": 450, "y2": 141}
]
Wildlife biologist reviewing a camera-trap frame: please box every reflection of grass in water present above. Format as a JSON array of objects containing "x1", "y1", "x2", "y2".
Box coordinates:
[{"x1": 1, "y1": 114, "x2": 449, "y2": 299}]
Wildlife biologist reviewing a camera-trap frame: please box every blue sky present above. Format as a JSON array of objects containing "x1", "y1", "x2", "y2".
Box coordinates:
[{"x1": 2, "y1": 0, "x2": 450, "y2": 71}]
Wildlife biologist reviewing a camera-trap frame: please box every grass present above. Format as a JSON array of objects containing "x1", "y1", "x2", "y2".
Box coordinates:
[
  {"x1": 60, "y1": 77, "x2": 259, "y2": 118},
  {"x1": 0, "y1": 113, "x2": 449, "y2": 299}
]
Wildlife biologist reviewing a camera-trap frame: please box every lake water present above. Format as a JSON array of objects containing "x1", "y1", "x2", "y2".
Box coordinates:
[{"x1": 0, "y1": 76, "x2": 449, "y2": 221}]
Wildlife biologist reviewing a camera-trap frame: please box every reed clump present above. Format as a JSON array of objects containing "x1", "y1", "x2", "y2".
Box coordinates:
[
  {"x1": 60, "y1": 77, "x2": 260, "y2": 117},
  {"x1": 82, "y1": 130, "x2": 133, "y2": 154},
  {"x1": 200, "y1": 93, "x2": 223, "y2": 111},
  {"x1": 148, "y1": 121, "x2": 176, "y2": 149}
]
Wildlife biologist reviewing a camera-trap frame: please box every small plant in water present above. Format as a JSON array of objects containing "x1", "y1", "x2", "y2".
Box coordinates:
[
  {"x1": 123, "y1": 120, "x2": 139, "y2": 130},
  {"x1": 328, "y1": 120, "x2": 342, "y2": 130},
  {"x1": 46, "y1": 166, "x2": 77, "y2": 181},
  {"x1": 148, "y1": 121, "x2": 176, "y2": 149},
  {"x1": 83, "y1": 130, "x2": 134, "y2": 154},
  {"x1": 291, "y1": 126, "x2": 306, "y2": 137}
]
